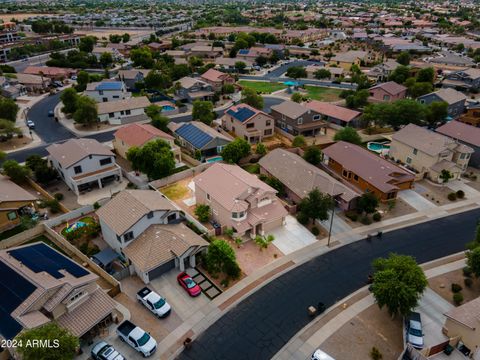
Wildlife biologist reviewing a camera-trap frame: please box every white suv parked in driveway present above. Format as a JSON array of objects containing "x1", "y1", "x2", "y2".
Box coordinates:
[{"x1": 406, "y1": 312, "x2": 424, "y2": 349}]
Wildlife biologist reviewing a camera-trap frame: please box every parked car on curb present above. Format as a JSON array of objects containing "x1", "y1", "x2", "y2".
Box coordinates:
[
  {"x1": 406, "y1": 312, "x2": 424, "y2": 349},
  {"x1": 48, "y1": 110, "x2": 54, "y2": 117},
  {"x1": 91, "y1": 341, "x2": 125, "y2": 360},
  {"x1": 116, "y1": 320, "x2": 157, "y2": 357},
  {"x1": 26, "y1": 119, "x2": 35, "y2": 129},
  {"x1": 177, "y1": 272, "x2": 201, "y2": 297},
  {"x1": 137, "y1": 286, "x2": 171, "y2": 318}
]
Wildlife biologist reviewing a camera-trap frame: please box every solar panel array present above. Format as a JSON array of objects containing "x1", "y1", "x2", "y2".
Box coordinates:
[
  {"x1": 8, "y1": 243, "x2": 89, "y2": 279},
  {"x1": 238, "y1": 49, "x2": 250, "y2": 55},
  {"x1": 176, "y1": 123, "x2": 213, "y2": 149},
  {"x1": 226, "y1": 107, "x2": 256, "y2": 123},
  {"x1": 95, "y1": 81, "x2": 123, "y2": 91},
  {"x1": 0, "y1": 261, "x2": 36, "y2": 339}
]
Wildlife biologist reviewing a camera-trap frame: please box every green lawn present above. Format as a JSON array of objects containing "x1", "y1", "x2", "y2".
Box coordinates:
[
  {"x1": 238, "y1": 80, "x2": 287, "y2": 94},
  {"x1": 242, "y1": 163, "x2": 260, "y2": 174},
  {"x1": 305, "y1": 86, "x2": 343, "y2": 102}
]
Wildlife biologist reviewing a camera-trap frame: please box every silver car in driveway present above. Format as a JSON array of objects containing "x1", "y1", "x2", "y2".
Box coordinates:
[{"x1": 406, "y1": 312, "x2": 424, "y2": 349}]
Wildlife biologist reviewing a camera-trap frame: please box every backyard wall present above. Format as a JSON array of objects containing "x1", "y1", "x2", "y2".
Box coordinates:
[
  {"x1": 149, "y1": 162, "x2": 213, "y2": 188},
  {"x1": 27, "y1": 177, "x2": 70, "y2": 213}
]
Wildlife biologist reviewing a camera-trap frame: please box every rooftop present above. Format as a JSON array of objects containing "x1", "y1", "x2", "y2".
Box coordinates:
[
  {"x1": 305, "y1": 101, "x2": 361, "y2": 123},
  {"x1": 46, "y1": 139, "x2": 114, "y2": 168},
  {"x1": 436, "y1": 121, "x2": 480, "y2": 147},
  {"x1": 114, "y1": 123, "x2": 173, "y2": 147}
]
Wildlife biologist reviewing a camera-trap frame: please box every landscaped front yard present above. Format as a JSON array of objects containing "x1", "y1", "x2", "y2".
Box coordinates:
[
  {"x1": 238, "y1": 80, "x2": 287, "y2": 94},
  {"x1": 428, "y1": 265, "x2": 479, "y2": 306},
  {"x1": 304, "y1": 85, "x2": 342, "y2": 102}
]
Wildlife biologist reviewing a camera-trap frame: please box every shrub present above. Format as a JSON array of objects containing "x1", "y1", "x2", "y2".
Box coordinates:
[
  {"x1": 249, "y1": 157, "x2": 258, "y2": 163},
  {"x1": 372, "y1": 212, "x2": 382, "y2": 222},
  {"x1": 296, "y1": 211, "x2": 309, "y2": 225},
  {"x1": 224, "y1": 228, "x2": 234, "y2": 238},
  {"x1": 93, "y1": 201, "x2": 101, "y2": 210},
  {"x1": 311, "y1": 226, "x2": 320, "y2": 236},
  {"x1": 361, "y1": 216, "x2": 372, "y2": 225},
  {"x1": 447, "y1": 192, "x2": 457, "y2": 201},
  {"x1": 370, "y1": 346, "x2": 383, "y2": 360},
  {"x1": 451, "y1": 283, "x2": 462, "y2": 293},
  {"x1": 345, "y1": 211, "x2": 358, "y2": 222},
  {"x1": 453, "y1": 292, "x2": 463, "y2": 305},
  {"x1": 54, "y1": 192, "x2": 64, "y2": 201},
  {"x1": 464, "y1": 277, "x2": 473, "y2": 288},
  {"x1": 195, "y1": 204, "x2": 211, "y2": 223},
  {"x1": 456, "y1": 190, "x2": 465, "y2": 199},
  {"x1": 463, "y1": 266, "x2": 473, "y2": 278}
]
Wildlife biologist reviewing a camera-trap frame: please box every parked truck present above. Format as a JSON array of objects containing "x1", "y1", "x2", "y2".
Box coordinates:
[
  {"x1": 136, "y1": 287, "x2": 171, "y2": 318},
  {"x1": 116, "y1": 320, "x2": 157, "y2": 357}
]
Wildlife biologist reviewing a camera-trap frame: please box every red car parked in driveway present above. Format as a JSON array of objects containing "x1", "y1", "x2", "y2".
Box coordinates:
[{"x1": 177, "y1": 272, "x2": 201, "y2": 297}]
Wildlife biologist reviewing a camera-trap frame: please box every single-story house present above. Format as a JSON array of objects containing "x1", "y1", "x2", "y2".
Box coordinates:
[
  {"x1": 97, "y1": 96, "x2": 151, "y2": 125},
  {"x1": 0, "y1": 175, "x2": 37, "y2": 232}
]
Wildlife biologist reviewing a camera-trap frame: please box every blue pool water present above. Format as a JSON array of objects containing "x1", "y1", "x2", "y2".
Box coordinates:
[
  {"x1": 206, "y1": 156, "x2": 223, "y2": 163},
  {"x1": 162, "y1": 105, "x2": 176, "y2": 111},
  {"x1": 367, "y1": 142, "x2": 391, "y2": 153}
]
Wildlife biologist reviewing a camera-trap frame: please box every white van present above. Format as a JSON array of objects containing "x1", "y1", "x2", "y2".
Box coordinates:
[{"x1": 311, "y1": 349, "x2": 335, "y2": 360}]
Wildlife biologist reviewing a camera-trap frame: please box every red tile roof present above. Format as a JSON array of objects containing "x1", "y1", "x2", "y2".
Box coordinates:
[
  {"x1": 305, "y1": 101, "x2": 361, "y2": 123},
  {"x1": 114, "y1": 123, "x2": 174, "y2": 147}
]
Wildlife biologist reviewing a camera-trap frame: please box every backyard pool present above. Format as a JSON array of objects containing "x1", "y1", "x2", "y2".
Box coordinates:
[
  {"x1": 367, "y1": 141, "x2": 391, "y2": 154},
  {"x1": 206, "y1": 156, "x2": 223, "y2": 163},
  {"x1": 162, "y1": 105, "x2": 176, "y2": 111}
]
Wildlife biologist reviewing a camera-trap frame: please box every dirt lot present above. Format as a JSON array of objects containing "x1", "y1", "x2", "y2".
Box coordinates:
[
  {"x1": 0, "y1": 137, "x2": 33, "y2": 151},
  {"x1": 321, "y1": 304, "x2": 404, "y2": 360},
  {"x1": 0, "y1": 13, "x2": 53, "y2": 21},
  {"x1": 415, "y1": 180, "x2": 466, "y2": 206},
  {"x1": 429, "y1": 268, "x2": 480, "y2": 306}
]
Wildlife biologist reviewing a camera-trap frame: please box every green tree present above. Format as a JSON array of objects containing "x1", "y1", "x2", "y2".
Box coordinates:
[
  {"x1": 371, "y1": 254, "x2": 428, "y2": 317},
  {"x1": 234, "y1": 61, "x2": 247, "y2": 73},
  {"x1": 73, "y1": 96, "x2": 98, "y2": 125},
  {"x1": 345, "y1": 89, "x2": 369, "y2": 109},
  {"x1": 286, "y1": 66, "x2": 307, "y2": 79},
  {"x1": 255, "y1": 142, "x2": 267, "y2": 155},
  {"x1": 192, "y1": 100, "x2": 216, "y2": 125},
  {"x1": 78, "y1": 36, "x2": 96, "y2": 53},
  {"x1": 195, "y1": 204, "x2": 211, "y2": 222},
  {"x1": 145, "y1": 70, "x2": 171, "y2": 90},
  {"x1": 130, "y1": 47, "x2": 154, "y2": 68},
  {"x1": 151, "y1": 115, "x2": 170, "y2": 132},
  {"x1": 314, "y1": 68, "x2": 331, "y2": 79},
  {"x1": 17, "y1": 322, "x2": 78, "y2": 360},
  {"x1": 60, "y1": 87, "x2": 79, "y2": 114},
  {"x1": 172, "y1": 64, "x2": 191, "y2": 80},
  {"x1": 221, "y1": 138, "x2": 251, "y2": 163},
  {"x1": 122, "y1": 33, "x2": 130, "y2": 43},
  {"x1": 99, "y1": 52, "x2": 113, "y2": 68},
  {"x1": 0, "y1": 151, "x2": 5, "y2": 162},
  {"x1": 417, "y1": 67, "x2": 435, "y2": 83},
  {"x1": 2, "y1": 159, "x2": 31, "y2": 183},
  {"x1": 396, "y1": 51, "x2": 410, "y2": 66},
  {"x1": 254, "y1": 234, "x2": 275, "y2": 250},
  {"x1": 0, "y1": 118, "x2": 21, "y2": 138},
  {"x1": 291, "y1": 92, "x2": 303, "y2": 103},
  {"x1": 467, "y1": 247, "x2": 480, "y2": 277},
  {"x1": 127, "y1": 139, "x2": 175, "y2": 180},
  {"x1": 298, "y1": 189, "x2": 334, "y2": 224},
  {"x1": 292, "y1": 135, "x2": 306, "y2": 147},
  {"x1": 439, "y1": 169, "x2": 454, "y2": 185},
  {"x1": 222, "y1": 84, "x2": 235, "y2": 94},
  {"x1": 334, "y1": 127, "x2": 362, "y2": 145},
  {"x1": 357, "y1": 192, "x2": 379, "y2": 214},
  {"x1": 26, "y1": 155, "x2": 57, "y2": 184},
  {"x1": 241, "y1": 87, "x2": 264, "y2": 110},
  {"x1": 204, "y1": 239, "x2": 241, "y2": 279},
  {"x1": 303, "y1": 146, "x2": 322, "y2": 165},
  {"x1": 0, "y1": 97, "x2": 19, "y2": 122},
  {"x1": 388, "y1": 65, "x2": 410, "y2": 84},
  {"x1": 427, "y1": 101, "x2": 448, "y2": 125},
  {"x1": 408, "y1": 81, "x2": 433, "y2": 98},
  {"x1": 76, "y1": 70, "x2": 89, "y2": 91},
  {"x1": 255, "y1": 55, "x2": 268, "y2": 67}
]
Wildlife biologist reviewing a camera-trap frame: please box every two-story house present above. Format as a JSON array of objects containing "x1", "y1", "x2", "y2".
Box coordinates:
[
  {"x1": 305, "y1": 100, "x2": 362, "y2": 128},
  {"x1": 0, "y1": 175, "x2": 37, "y2": 232},
  {"x1": 222, "y1": 104, "x2": 274, "y2": 144},
  {"x1": 200, "y1": 68, "x2": 235, "y2": 92},
  {"x1": 0, "y1": 242, "x2": 117, "y2": 342},
  {"x1": 443, "y1": 68, "x2": 480, "y2": 91},
  {"x1": 0, "y1": 76, "x2": 26, "y2": 99},
  {"x1": 85, "y1": 80, "x2": 131, "y2": 103},
  {"x1": 175, "y1": 77, "x2": 214, "y2": 103},
  {"x1": 116, "y1": 69, "x2": 150, "y2": 90},
  {"x1": 193, "y1": 163, "x2": 287, "y2": 238},
  {"x1": 97, "y1": 96, "x2": 151, "y2": 125},
  {"x1": 389, "y1": 124, "x2": 473, "y2": 182},
  {"x1": 436, "y1": 121, "x2": 480, "y2": 169},
  {"x1": 417, "y1": 88, "x2": 466, "y2": 119},
  {"x1": 458, "y1": 104, "x2": 480, "y2": 128},
  {"x1": 329, "y1": 50, "x2": 376, "y2": 70},
  {"x1": 270, "y1": 100, "x2": 327, "y2": 137},
  {"x1": 368, "y1": 81, "x2": 407, "y2": 102},
  {"x1": 96, "y1": 190, "x2": 208, "y2": 283},
  {"x1": 46, "y1": 139, "x2": 123, "y2": 196},
  {"x1": 367, "y1": 59, "x2": 401, "y2": 82}
]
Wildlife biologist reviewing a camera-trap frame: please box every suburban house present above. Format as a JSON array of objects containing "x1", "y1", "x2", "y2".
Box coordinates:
[
  {"x1": 92, "y1": 46, "x2": 122, "y2": 61},
  {"x1": 14, "y1": 73, "x2": 51, "y2": 92},
  {"x1": 443, "y1": 68, "x2": 480, "y2": 91},
  {"x1": 305, "y1": 100, "x2": 362, "y2": 127},
  {"x1": 0, "y1": 76, "x2": 26, "y2": 99},
  {"x1": 329, "y1": 50, "x2": 375, "y2": 70},
  {"x1": 389, "y1": 124, "x2": 473, "y2": 182},
  {"x1": 236, "y1": 47, "x2": 273, "y2": 61},
  {"x1": 0, "y1": 175, "x2": 37, "y2": 232},
  {"x1": 0, "y1": 242, "x2": 117, "y2": 341},
  {"x1": 97, "y1": 96, "x2": 151, "y2": 125},
  {"x1": 85, "y1": 80, "x2": 131, "y2": 103},
  {"x1": 189, "y1": 45, "x2": 223, "y2": 59},
  {"x1": 306, "y1": 65, "x2": 344, "y2": 80},
  {"x1": 215, "y1": 57, "x2": 254, "y2": 70},
  {"x1": 46, "y1": 139, "x2": 123, "y2": 195},
  {"x1": 417, "y1": 88, "x2": 467, "y2": 119},
  {"x1": 323, "y1": 141, "x2": 415, "y2": 201},
  {"x1": 443, "y1": 296, "x2": 480, "y2": 357},
  {"x1": 222, "y1": 103, "x2": 275, "y2": 144},
  {"x1": 458, "y1": 104, "x2": 480, "y2": 127},
  {"x1": 113, "y1": 123, "x2": 181, "y2": 163},
  {"x1": 259, "y1": 148, "x2": 359, "y2": 210},
  {"x1": 193, "y1": 163, "x2": 287, "y2": 238},
  {"x1": 169, "y1": 121, "x2": 232, "y2": 160},
  {"x1": 200, "y1": 68, "x2": 235, "y2": 91},
  {"x1": 23, "y1": 66, "x2": 76, "y2": 80},
  {"x1": 367, "y1": 59, "x2": 401, "y2": 81},
  {"x1": 116, "y1": 69, "x2": 150, "y2": 90},
  {"x1": 270, "y1": 100, "x2": 327, "y2": 137},
  {"x1": 175, "y1": 76, "x2": 214, "y2": 102},
  {"x1": 96, "y1": 190, "x2": 208, "y2": 283},
  {"x1": 368, "y1": 81, "x2": 407, "y2": 102},
  {"x1": 436, "y1": 121, "x2": 480, "y2": 168}
]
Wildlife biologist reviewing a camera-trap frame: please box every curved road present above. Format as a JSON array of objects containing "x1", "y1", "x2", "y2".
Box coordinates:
[{"x1": 178, "y1": 208, "x2": 480, "y2": 360}]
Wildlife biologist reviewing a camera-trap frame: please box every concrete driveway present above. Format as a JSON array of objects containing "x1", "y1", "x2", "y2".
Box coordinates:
[
  {"x1": 447, "y1": 180, "x2": 480, "y2": 199},
  {"x1": 270, "y1": 215, "x2": 317, "y2": 255},
  {"x1": 398, "y1": 189, "x2": 438, "y2": 212}
]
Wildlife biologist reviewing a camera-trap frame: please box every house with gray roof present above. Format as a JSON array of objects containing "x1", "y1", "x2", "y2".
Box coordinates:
[
  {"x1": 270, "y1": 100, "x2": 327, "y2": 137},
  {"x1": 436, "y1": 121, "x2": 480, "y2": 168},
  {"x1": 417, "y1": 88, "x2": 467, "y2": 119},
  {"x1": 443, "y1": 68, "x2": 480, "y2": 91},
  {"x1": 175, "y1": 76, "x2": 214, "y2": 102}
]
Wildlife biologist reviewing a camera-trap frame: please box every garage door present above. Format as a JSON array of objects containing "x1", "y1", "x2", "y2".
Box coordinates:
[{"x1": 147, "y1": 259, "x2": 176, "y2": 281}]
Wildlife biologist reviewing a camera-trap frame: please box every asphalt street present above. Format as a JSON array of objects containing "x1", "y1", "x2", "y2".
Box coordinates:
[{"x1": 178, "y1": 208, "x2": 480, "y2": 360}]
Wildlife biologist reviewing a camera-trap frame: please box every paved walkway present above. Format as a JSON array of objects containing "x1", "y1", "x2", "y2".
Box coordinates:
[{"x1": 272, "y1": 256, "x2": 465, "y2": 360}]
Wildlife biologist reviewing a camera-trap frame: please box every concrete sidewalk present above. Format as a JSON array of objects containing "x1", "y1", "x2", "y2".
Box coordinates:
[{"x1": 272, "y1": 256, "x2": 466, "y2": 360}]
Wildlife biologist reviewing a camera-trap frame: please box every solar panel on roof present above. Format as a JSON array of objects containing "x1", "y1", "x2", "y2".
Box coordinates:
[
  {"x1": 176, "y1": 123, "x2": 213, "y2": 149},
  {"x1": 8, "y1": 243, "x2": 89, "y2": 279},
  {"x1": 95, "y1": 82, "x2": 123, "y2": 91},
  {"x1": 238, "y1": 49, "x2": 250, "y2": 55},
  {"x1": 227, "y1": 107, "x2": 255, "y2": 123},
  {"x1": 0, "y1": 261, "x2": 36, "y2": 339}
]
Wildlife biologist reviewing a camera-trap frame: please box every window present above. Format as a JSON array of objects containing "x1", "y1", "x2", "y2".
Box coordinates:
[
  {"x1": 102, "y1": 97, "x2": 108, "y2": 102},
  {"x1": 120, "y1": 111, "x2": 124, "y2": 115},
  {"x1": 206, "y1": 193, "x2": 211, "y2": 201},
  {"x1": 406, "y1": 157, "x2": 412, "y2": 164},
  {"x1": 70, "y1": 291, "x2": 84, "y2": 303},
  {"x1": 147, "y1": 211, "x2": 154, "y2": 219},
  {"x1": 353, "y1": 174, "x2": 359, "y2": 182},
  {"x1": 232, "y1": 211, "x2": 245, "y2": 219},
  {"x1": 383, "y1": 95, "x2": 390, "y2": 101},
  {"x1": 100, "y1": 158, "x2": 112, "y2": 166},
  {"x1": 99, "y1": 90, "x2": 104, "y2": 95},
  {"x1": 282, "y1": 114, "x2": 286, "y2": 120},
  {"x1": 116, "y1": 234, "x2": 121, "y2": 243},
  {"x1": 74, "y1": 165, "x2": 82, "y2": 174},
  {"x1": 264, "y1": 129, "x2": 273, "y2": 136},
  {"x1": 109, "y1": 112, "x2": 115, "y2": 118},
  {"x1": 413, "y1": 148, "x2": 418, "y2": 155},
  {"x1": 387, "y1": 192, "x2": 396, "y2": 200},
  {"x1": 246, "y1": 123, "x2": 255, "y2": 129},
  {"x1": 125, "y1": 109, "x2": 131, "y2": 115},
  {"x1": 124, "y1": 231, "x2": 134, "y2": 241},
  {"x1": 460, "y1": 153, "x2": 466, "y2": 159},
  {"x1": 113, "y1": 95, "x2": 119, "y2": 99},
  {"x1": 7, "y1": 211, "x2": 17, "y2": 221},
  {"x1": 313, "y1": 115, "x2": 321, "y2": 121},
  {"x1": 297, "y1": 117, "x2": 303, "y2": 125},
  {"x1": 342, "y1": 169, "x2": 348, "y2": 178}
]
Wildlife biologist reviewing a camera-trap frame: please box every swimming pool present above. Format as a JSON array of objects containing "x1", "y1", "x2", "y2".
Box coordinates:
[
  {"x1": 367, "y1": 141, "x2": 391, "y2": 154},
  {"x1": 206, "y1": 156, "x2": 223, "y2": 163},
  {"x1": 162, "y1": 105, "x2": 176, "y2": 111}
]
